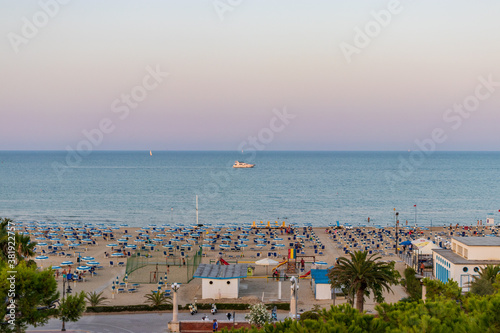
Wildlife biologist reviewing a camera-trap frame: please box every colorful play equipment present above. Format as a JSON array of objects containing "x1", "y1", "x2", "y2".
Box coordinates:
[
  {"x1": 300, "y1": 270, "x2": 311, "y2": 278},
  {"x1": 217, "y1": 258, "x2": 229, "y2": 265}
]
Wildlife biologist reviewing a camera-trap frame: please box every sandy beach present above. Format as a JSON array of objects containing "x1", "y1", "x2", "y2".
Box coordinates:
[{"x1": 24, "y1": 222, "x2": 498, "y2": 313}]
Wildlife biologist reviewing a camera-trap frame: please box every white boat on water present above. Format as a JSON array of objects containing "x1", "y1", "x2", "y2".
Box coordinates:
[{"x1": 233, "y1": 161, "x2": 255, "y2": 168}]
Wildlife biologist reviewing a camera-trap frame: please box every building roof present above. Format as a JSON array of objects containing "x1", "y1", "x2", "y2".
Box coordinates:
[
  {"x1": 311, "y1": 269, "x2": 330, "y2": 284},
  {"x1": 433, "y1": 249, "x2": 500, "y2": 265},
  {"x1": 452, "y1": 236, "x2": 500, "y2": 247},
  {"x1": 193, "y1": 264, "x2": 248, "y2": 279}
]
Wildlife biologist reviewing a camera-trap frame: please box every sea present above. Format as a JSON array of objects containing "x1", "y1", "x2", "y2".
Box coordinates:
[{"x1": 1, "y1": 151, "x2": 499, "y2": 228}]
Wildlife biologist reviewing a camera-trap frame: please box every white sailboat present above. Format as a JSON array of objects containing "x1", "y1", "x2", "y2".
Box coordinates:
[{"x1": 150, "y1": 150, "x2": 152, "y2": 156}]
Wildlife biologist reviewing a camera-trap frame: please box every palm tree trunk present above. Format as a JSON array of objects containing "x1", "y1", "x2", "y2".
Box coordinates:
[{"x1": 356, "y1": 288, "x2": 365, "y2": 312}]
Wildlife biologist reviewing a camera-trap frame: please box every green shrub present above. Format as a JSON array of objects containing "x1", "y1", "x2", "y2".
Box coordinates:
[
  {"x1": 400, "y1": 267, "x2": 422, "y2": 300},
  {"x1": 86, "y1": 304, "x2": 173, "y2": 313},
  {"x1": 299, "y1": 311, "x2": 320, "y2": 321}
]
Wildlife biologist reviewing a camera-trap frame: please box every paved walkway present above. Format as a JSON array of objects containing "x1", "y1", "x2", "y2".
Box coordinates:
[{"x1": 27, "y1": 312, "x2": 291, "y2": 333}]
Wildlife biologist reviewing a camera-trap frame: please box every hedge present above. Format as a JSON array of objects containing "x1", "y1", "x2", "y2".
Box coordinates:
[{"x1": 86, "y1": 303, "x2": 289, "y2": 313}]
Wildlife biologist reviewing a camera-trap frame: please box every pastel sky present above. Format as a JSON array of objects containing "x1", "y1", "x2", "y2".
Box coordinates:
[{"x1": 1, "y1": 0, "x2": 499, "y2": 150}]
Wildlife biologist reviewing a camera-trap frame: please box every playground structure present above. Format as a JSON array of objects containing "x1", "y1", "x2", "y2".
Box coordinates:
[
  {"x1": 270, "y1": 249, "x2": 315, "y2": 276},
  {"x1": 300, "y1": 270, "x2": 311, "y2": 278},
  {"x1": 217, "y1": 257, "x2": 230, "y2": 265}
]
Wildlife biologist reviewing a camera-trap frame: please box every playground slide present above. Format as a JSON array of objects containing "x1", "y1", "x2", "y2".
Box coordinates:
[
  {"x1": 271, "y1": 260, "x2": 287, "y2": 272},
  {"x1": 218, "y1": 258, "x2": 229, "y2": 265},
  {"x1": 300, "y1": 270, "x2": 311, "y2": 278}
]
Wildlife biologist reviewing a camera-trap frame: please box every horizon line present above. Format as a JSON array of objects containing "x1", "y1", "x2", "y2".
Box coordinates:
[{"x1": 1, "y1": 149, "x2": 500, "y2": 153}]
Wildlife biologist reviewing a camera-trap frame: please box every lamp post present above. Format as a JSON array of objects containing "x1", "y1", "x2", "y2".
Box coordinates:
[
  {"x1": 414, "y1": 204, "x2": 417, "y2": 228},
  {"x1": 290, "y1": 276, "x2": 298, "y2": 320},
  {"x1": 169, "y1": 282, "x2": 180, "y2": 332},
  {"x1": 61, "y1": 277, "x2": 72, "y2": 331},
  {"x1": 395, "y1": 212, "x2": 399, "y2": 255}
]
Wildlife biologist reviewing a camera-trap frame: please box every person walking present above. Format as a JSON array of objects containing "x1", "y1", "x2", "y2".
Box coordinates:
[{"x1": 212, "y1": 319, "x2": 218, "y2": 332}]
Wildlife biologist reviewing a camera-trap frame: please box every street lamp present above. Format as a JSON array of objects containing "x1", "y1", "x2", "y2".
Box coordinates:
[
  {"x1": 290, "y1": 276, "x2": 299, "y2": 320},
  {"x1": 395, "y1": 212, "x2": 399, "y2": 255},
  {"x1": 61, "y1": 277, "x2": 72, "y2": 331},
  {"x1": 171, "y1": 283, "x2": 180, "y2": 323}
]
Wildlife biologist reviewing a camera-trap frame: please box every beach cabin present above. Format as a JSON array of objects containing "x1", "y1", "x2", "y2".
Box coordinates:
[
  {"x1": 432, "y1": 237, "x2": 500, "y2": 292},
  {"x1": 193, "y1": 264, "x2": 248, "y2": 299},
  {"x1": 310, "y1": 269, "x2": 333, "y2": 300}
]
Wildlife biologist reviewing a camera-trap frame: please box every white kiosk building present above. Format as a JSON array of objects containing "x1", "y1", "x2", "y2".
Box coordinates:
[
  {"x1": 432, "y1": 237, "x2": 500, "y2": 291},
  {"x1": 193, "y1": 264, "x2": 248, "y2": 299}
]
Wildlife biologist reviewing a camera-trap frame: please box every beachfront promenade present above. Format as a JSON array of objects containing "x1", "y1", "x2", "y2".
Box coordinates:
[{"x1": 27, "y1": 312, "x2": 287, "y2": 333}]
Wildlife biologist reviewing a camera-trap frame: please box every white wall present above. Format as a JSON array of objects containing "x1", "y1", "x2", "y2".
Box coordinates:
[
  {"x1": 201, "y1": 279, "x2": 239, "y2": 299},
  {"x1": 466, "y1": 246, "x2": 500, "y2": 260},
  {"x1": 434, "y1": 252, "x2": 482, "y2": 292},
  {"x1": 451, "y1": 239, "x2": 500, "y2": 260},
  {"x1": 315, "y1": 284, "x2": 332, "y2": 300}
]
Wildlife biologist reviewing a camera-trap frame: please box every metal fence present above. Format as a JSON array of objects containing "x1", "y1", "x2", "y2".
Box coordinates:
[{"x1": 126, "y1": 247, "x2": 203, "y2": 284}]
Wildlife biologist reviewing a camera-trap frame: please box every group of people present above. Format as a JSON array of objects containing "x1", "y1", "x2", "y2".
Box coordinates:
[{"x1": 61, "y1": 269, "x2": 86, "y2": 282}]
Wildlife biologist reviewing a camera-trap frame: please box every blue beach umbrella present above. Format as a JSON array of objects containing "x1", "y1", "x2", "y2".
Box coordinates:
[
  {"x1": 35, "y1": 255, "x2": 49, "y2": 260},
  {"x1": 76, "y1": 266, "x2": 91, "y2": 272}
]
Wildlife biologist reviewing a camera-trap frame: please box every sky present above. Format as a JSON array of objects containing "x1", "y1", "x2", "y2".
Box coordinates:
[{"x1": 1, "y1": 0, "x2": 499, "y2": 151}]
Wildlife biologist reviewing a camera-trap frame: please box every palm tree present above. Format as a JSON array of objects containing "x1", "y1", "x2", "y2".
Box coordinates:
[
  {"x1": 0, "y1": 218, "x2": 13, "y2": 260},
  {"x1": 15, "y1": 232, "x2": 37, "y2": 259},
  {"x1": 477, "y1": 265, "x2": 500, "y2": 283},
  {"x1": 144, "y1": 291, "x2": 172, "y2": 307},
  {"x1": 469, "y1": 265, "x2": 500, "y2": 295},
  {"x1": 328, "y1": 251, "x2": 400, "y2": 312},
  {"x1": 0, "y1": 218, "x2": 37, "y2": 263},
  {"x1": 85, "y1": 291, "x2": 109, "y2": 306}
]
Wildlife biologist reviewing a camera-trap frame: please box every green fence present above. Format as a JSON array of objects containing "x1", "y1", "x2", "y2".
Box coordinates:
[{"x1": 126, "y1": 247, "x2": 203, "y2": 284}]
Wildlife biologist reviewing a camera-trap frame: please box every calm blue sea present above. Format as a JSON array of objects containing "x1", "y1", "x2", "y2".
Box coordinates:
[{"x1": 1, "y1": 151, "x2": 499, "y2": 228}]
